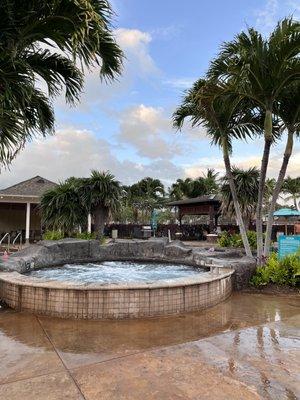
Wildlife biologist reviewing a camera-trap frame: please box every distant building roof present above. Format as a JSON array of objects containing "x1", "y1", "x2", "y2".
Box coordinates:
[
  {"x1": 0, "y1": 176, "x2": 57, "y2": 201},
  {"x1": 273, "y1": 208, "x2": 300, "y2": 217},
  {"x1": 167, "y1": 194, "x2": 221, "y2": 207}
]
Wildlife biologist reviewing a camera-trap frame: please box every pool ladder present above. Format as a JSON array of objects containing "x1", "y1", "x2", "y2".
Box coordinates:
[{"x1": 0, "y1": 232, "x2": 23, "y2": 254}]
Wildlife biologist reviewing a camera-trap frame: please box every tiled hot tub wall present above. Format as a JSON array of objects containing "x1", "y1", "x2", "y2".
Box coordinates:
[
  {"x1": 0, "y1": 272, "x2": 232, "y2": 319},
  {"x1": 0, "y1": 238, "x2": 255, "y2": 319}
]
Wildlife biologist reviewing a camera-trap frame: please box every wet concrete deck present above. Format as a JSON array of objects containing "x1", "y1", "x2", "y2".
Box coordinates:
[{"x1": 0, "y1": 292, "x2": 299, "y2": 399}]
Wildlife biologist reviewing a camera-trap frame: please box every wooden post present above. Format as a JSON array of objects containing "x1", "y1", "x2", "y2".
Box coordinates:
[{"x1": 209, "y1": 205, "x2": 215, "y2": 233}]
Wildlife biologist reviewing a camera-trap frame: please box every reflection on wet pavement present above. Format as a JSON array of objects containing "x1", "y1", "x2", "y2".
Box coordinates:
[{"x1": 0, "y1": 293, "x2": 299, "y2": 399}]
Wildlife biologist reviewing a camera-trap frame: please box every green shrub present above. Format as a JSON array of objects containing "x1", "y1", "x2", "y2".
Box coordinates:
[
  {"x1": 75, "y1": 232, "x2": 97, "y2": 240},
  {"x1": 217, "y1": 231, "x2": 232, "y2": 247},
  {"x1": 43, "y1": 230, "x2": 64, "y2": 240},
  {"x1": 43, "y1": 230, "x2": 106, "y2": 244},
  {"x1": 245, "y1": 230, "x2": 257, "y2": 249},
  {"x1": 75, "y1": 232, "x2": 106, "y2": 245},
  {"x1": 218, "y1": 230, "x2": 257, "y2": 249},
  {"x1": 251, "y1": 251, "x2": 300, "y2": 287}
]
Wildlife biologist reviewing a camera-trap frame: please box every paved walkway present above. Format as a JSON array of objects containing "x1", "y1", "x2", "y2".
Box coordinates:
[{"x1": 0, "y1": 293, "x2": 299, "y2": 399}]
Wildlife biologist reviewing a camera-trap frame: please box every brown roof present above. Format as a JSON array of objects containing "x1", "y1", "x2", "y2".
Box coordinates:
[
  {"x1": 0, "y1": 176, "x2": 57, "y2": 198},
  {"x1": 167, "y1": 194, "x2": 221, "y2": 206}
]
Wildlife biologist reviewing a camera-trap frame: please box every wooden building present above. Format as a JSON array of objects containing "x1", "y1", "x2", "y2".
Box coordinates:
[{"x1": 167, "y1": 195, "x2": 222, "y2": 232}]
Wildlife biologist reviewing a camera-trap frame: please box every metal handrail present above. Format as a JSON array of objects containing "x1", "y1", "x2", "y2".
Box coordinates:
[
  {"x1": 13, "y1": 232, "x2": 22, "y2": 249},
  {"x1": 0, "y1": 232, "x2": 10, "y2": 253}
]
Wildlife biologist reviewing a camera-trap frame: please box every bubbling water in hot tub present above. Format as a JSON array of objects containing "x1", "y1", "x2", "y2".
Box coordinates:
[{"x1": 27, "y1": 260, "x2": 206, "y2": 284}]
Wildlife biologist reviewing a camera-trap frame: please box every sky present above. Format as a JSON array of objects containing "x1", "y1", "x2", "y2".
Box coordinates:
[{"x1": 1, "y1": 0, "x2": 300, "y2": 189}]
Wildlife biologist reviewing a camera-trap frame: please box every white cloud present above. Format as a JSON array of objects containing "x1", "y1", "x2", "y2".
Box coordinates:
[
  {"x1": 163, "y1": 77, "x2": 196, "y2": 90},
  {"x1": 255, "y1": 0, "x2": 279, "y2": 33},
  {"x1": 151, "y1": 24, "x2": 183, "y2": 40},
  {"x1": 0, "y1": 128, "x2": 184, "y2": 189},
  {"x1": 117, "y1": 104, "x2": 181, "y2": 159},
  {"x1": 255, "y1": 0, "x2": 300, "y2": 34},
  {"x1": 184, "y1": 148, "x2": 300, "y2": 179},
  {"x1": 115, "y1": 28, "x2": 159, "y2": 76}
]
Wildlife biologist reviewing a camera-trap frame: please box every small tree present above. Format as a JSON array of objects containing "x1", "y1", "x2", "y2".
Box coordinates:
[
  {"x1": 78, "y1": 171, "x2": 122, "y2": 238},
  {"x1": 41, "y1": 180, "x2": 86, "y2": 235}
]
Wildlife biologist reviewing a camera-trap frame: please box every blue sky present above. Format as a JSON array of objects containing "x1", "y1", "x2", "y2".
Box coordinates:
[{"x1": 1, "y1": 0, "x2": 300, "y2": 188}]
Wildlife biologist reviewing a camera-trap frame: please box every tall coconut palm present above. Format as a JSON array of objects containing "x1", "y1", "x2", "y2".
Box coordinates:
[
  {"x1": 208, "y1": 18, "x2": 300, "y2": 263},
  {"x1": 263, "y1": 83, "x2": 300, "y2": 256},
  {"x1": 78, "y1": 171, "x2": 122, "y2": 237},
  {"x1": 41, "y1": 179, "x2": 87, "y2": 234},
  {"x1": 0, "y1": 0, "x2": 123, "y2": 166},
  {"x1": 173, "y1": 79, "x2": 259, "y2": 257},
  {"x1": 221, "y1": 167, "x2": 259, "y2": 229},
  {"x1": 282, "y1": 177, "x2": 300, "y2": 210}
]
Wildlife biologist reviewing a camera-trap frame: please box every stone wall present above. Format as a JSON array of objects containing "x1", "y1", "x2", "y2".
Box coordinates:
[{"x1": 0, "y1": 238, "x2": 256, "y2": 290}]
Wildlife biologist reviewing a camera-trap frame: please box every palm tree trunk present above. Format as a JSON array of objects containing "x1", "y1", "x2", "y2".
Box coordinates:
[
  {"x1": 263, "y1": 128, "x2": 294, "y2": 257},
  {"x1": 256, "y1": 110, "x2": 273, "y2": 265},
  {"x1": 293, "y1": 196, "x2": 299, "y2": 211},
  {"x1": 93, "y1": 205, "x2": 108, "y2": 238},
  {"x1": 222, "y1": 139, "x2": 253, "y2": 258}
]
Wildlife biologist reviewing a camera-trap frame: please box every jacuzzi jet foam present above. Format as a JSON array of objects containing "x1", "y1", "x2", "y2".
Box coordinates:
[{"x1": 27, "y1": 261, "x2": 205, "y2": 284}]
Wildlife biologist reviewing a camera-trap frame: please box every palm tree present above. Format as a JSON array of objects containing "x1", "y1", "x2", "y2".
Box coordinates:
[
  {"x1": 208, "y1": 18, "x2": 300, "y2": 263},
  {"x1": 0, "y1": 0, "x2": 123, "y2": 166},
  {"x1": 202, "y1": 168, "x2": 219, "y2": 194},
  {"x1": 264, "y1": 83, "x2": 300, "y2": 256},
  {"x1": 173, "y1": 79, "x2": 259, "y2": 257},
  {"x1": 169, "y1": 170, "x2": 219, "y2": 200},
  {"x1": 221, "y1": 167, "x2": 259, "y2": 229},
  {"x1": 123, "y1": 178, "x2": 165, "y2": 223},
  {"x1": 41, "y1": 180, "x2": 86, "y2": 235},
  {"x1": 263, "y1": 178, "x2": 276, "y2": 210},
  {"x1": 132, "y1": 177, "x2": 165, "y2": 199},
  {"x1": 169, "y1": 178, "x2": 194, "y2": 200},
  {"x1": 281, "y1": 177, "x2": 300, "y2": 210},
  {"x1": 78, "y1": 171, "x2": 122, "y2": 237}
]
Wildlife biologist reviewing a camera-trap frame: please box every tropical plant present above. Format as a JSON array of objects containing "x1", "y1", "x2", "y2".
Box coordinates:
[
  {"x1": 202, "y1": 168, "x2": 219, "y2": 193},
  {"x1": 169, "y1": 170, "x2": 219, "y2": 200},
  {"x1": 208, "y1": 18, "x2": 300, "y2": 263},
  {"x1": 263, "y1": 178, "x2": 276, "y2": 208},
  {"x1": 75, "y1": 232, "x2": 97, "y2": 240},
  {"x1": 41, "y1": 180, "x2": 87, "y2": 234},
  {"x1": 123, "y1": 177, "x2": 165, "y2": 223},
  {"x1": 127, "y1": 177, "x2": 165, "y2": 200},
  {"x1": 41, "y1": 171, "x2": 121, "y2": 237},
  {"x1": 0, "y1": 0, "x2": 123, "y2": 166},
  {"x1": 77, "y1": 171, "x2": 122, "y2": 237},
  {"x1": 220, "y1": 167, "x2": 259, "y2": 229},
  {"x1": 251, "y1": 251, "x2": 300, "y2": 286},
  {"x1": 218, "y1": 230, "x2": 257, "y2": 249},
  {"x1": 43, "y1": 230, "x2": 65, "y2": 240},
  {"x1": 282, "y1": 176, "x2": 300, "y2": 210},
  {"x1": 169, "y1": 178, "x2": 194, "y2": 200},
  {"x1": 156, "y1": 209, "x2": 176, "y2": 224},
  {"x1": 173, "y1": 78, "x2": 260, "y2": 257}
]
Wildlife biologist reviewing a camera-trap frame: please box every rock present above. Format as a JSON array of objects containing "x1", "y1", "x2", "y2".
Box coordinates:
[{"x1": 0, "y1": 238, "x2": 256, "y2": 289}]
